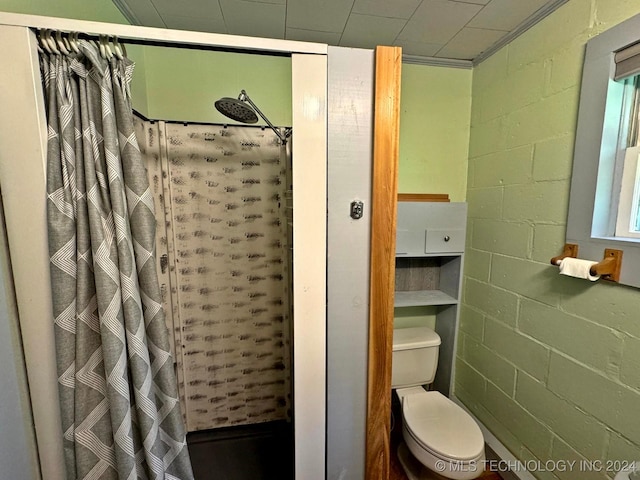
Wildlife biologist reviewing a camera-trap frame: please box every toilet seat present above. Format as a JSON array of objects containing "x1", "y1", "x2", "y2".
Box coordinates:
[{"x1": 401, "y1": 391, "x2": 484, "y2": 462}]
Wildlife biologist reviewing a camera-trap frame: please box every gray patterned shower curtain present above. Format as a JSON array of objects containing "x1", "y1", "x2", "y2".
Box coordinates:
[{"x1": 42, "y1": 40, "x2": 194, "y2": 480}]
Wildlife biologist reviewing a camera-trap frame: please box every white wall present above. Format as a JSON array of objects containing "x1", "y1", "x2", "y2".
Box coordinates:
[
  {"x1": 326, "y1": 46, "x2": 374, "y2": 480},
  {"x1": 0, "y1": 199, "x2": 39, "y2": 480}
]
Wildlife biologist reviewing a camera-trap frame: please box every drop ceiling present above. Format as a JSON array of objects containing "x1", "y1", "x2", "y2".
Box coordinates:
[{"x1": 112, "y1": 0, "x2": 567, "y2": 66}]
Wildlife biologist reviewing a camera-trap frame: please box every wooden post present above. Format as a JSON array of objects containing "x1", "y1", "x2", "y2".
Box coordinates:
[{"x1": 366, "y1": 45, "x2": 401, "y2": 480}]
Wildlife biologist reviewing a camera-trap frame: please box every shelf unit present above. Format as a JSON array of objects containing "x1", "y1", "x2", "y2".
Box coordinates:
[{"x1": 395, "y1": 202, "x2": 467, "y2": 396}]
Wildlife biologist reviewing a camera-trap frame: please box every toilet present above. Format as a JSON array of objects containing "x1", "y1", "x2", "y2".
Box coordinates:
[{"x1": 392, "y1": 326, "x2": 485, "y2": 480}]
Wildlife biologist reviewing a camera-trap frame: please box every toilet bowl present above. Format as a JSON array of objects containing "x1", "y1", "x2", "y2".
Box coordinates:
[
  {"x1": 397, "y1": 387, "x2": 485, "y2": 480},
  {"x1": 392, "y1": 327, "x2": 485, "y2": 480}
]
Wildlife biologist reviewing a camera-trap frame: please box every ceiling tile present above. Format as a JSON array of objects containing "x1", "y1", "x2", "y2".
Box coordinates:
[
  {"x1": 397, "y1": 0, "x2": 483, "y2": 45},
  {"x1": 435, "y1": 26, "x2": 506, "y2": 59},
  {"x1": 115, "y1": 0, "x2": 563, "y2": 62},
  {"x1": 286, "y1": 0, "x2": 353, "y2": 33},
  {"x1": 163, "y1": 14, "x2": 227, "y2": 34},
  {"x1": 151, "y1": 0, "x2": 224, "y2": 19},
  {"x1": 340, "y1": 14, "x2": 407, "y2": 49},
  {"x1": 285, "y1": 28, "x2": 341, "y2": 44},
  {"x1": 394, "y1": 40, "x2": 443, "y2": 57},
  {"x1": 220, "y1": 0, "x2": 286, "y2": 38},
  {"x1": 120, "y1": 0, "x2": 166, "y2": 27},
  {"x1": 351, "y1": 0, "x2": 421, "y2": 19},
  {"x1": 469, "y1": 0, "x2": 551, "y2": 31}
]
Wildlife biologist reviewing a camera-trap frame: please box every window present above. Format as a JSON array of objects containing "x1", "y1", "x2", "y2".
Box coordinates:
[
  {"x1": 566, "y1": 12, "x2": 640, "y2": 288},
  {"x1": 615, "y1": 76, "x2": 640, "y2": 239}
]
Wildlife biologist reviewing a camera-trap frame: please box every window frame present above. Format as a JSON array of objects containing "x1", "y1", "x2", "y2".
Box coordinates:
[
  {"x1": 567, "y1": 11, "x2": 640, "y2": 288},
  {"x1": 614, "y1": 145, "x2": 640, "y2": 239}
]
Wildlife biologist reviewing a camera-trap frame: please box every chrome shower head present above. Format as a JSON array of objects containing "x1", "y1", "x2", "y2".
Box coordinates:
[
  {"x1": 214, "y1": 89, "x2": 290, "y2": 144},
  {"x1": 214, "y1": 94, "x2": 259, "y2": 124}
]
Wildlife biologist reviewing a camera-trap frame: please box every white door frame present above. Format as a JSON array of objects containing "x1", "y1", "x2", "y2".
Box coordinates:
[{"x1": 0, "y1": 12, "x2": 327, "y2": 480}]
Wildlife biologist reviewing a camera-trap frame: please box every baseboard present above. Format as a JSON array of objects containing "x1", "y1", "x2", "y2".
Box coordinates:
[{"x1": 451, "y1": 395, "x2": 536, "y2": 480}]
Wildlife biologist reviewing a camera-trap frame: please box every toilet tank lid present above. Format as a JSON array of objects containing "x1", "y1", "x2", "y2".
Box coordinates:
[{"x1": 393, "y1": 327, "x2": 441, "y2": 351}]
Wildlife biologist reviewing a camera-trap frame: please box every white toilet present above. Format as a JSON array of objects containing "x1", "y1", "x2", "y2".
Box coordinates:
[{"x1": 392, "y1": 326, "x2": 485, "y2": 480}]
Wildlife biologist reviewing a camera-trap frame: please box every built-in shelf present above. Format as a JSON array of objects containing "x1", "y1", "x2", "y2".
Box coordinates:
[
  {"x1": 394, "y1": 202, "x2": 467, "y2": 397},
  {"x1": 394, "y1": 290, "x2": 458, "y2": 307}
]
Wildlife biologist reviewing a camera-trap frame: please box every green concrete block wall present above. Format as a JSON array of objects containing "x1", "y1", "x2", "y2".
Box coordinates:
[{"x1": 459, "y1": 0, "x2": 640, "y2": 477}]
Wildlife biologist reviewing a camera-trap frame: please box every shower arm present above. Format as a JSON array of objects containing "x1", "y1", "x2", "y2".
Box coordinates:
[{"x1": 240, "y1": 90, "x2": 292, "y2": 145}]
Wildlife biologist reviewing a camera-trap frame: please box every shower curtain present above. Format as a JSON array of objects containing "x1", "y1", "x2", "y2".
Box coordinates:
[
  {"x1": 42, "y1": 40, "x2": 194, "y2": 479},
  {"x1": 135, "y1": 119, "x2": 292, "y2": 432}
]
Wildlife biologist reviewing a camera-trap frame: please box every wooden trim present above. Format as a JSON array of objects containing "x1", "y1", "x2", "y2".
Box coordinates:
[
  {"x1": 398, "y1": 193, "x2": 450, "y2": 202},
  {"x1": 366, "y1": 45, "x2": 402, "y2": 480}
]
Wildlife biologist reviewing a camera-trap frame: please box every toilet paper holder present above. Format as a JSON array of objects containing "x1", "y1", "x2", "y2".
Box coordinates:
[{"x1": 550, "y1": 243, "x2": 623, "y2": 282}]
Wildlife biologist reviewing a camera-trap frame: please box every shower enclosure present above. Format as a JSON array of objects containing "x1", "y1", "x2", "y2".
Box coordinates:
[
  {"x1": 0, "y1": 18, "x2": 328, "y2": 480},
  {"x1": 0, "y1": 12, "x2": 385, "y2": 480},
  {"x1": 135, "y1": 117, "x2": 294, "y2": 477}
]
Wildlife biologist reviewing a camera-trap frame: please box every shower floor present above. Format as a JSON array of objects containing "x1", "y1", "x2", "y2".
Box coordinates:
[{"x1": 187, "y1": 420, "x2": 293, "y2": 480}]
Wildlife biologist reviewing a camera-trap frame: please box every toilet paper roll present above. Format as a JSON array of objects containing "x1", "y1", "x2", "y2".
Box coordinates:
[{"x1": 557, "y1": 257, "x2": 600, "y2": 281}]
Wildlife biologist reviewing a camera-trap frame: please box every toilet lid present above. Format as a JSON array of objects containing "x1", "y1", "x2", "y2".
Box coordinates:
[{"x1": 402, "y1": 391, "x2": 484, "y2": 461}]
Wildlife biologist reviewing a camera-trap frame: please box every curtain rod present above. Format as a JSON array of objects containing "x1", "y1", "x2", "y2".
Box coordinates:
[{"x1": 133, "y1": 110, "x2": 291, "y2": 130}]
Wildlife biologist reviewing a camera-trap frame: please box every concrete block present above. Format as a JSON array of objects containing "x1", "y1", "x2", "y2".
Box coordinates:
[
  {"x1": 491, "y1": 254, "x2": 562, "y2": 307},
  {"x1": 506, "y1": 87, "x2": 579, "y2": 149},
  {"x1": 469, "y1": 116, "x2": 508, "y2": 158},
  {"x1": 550, "y1": 437, "x2": 608, "y2": 480},
  {"x1": 515, "y1": 372, "x2": 608, "y2": 460},
  {"x1": 507, "y1": 19, "x2": 550, "y2": 73},
  {"x1": 454, "y1": 358, "x2": 486, "y2": 401},
  {"x1": 503, "y1": 180, "x2": 570, "y2": 224},
  {"x1": 606, "y1": 431, "x2": 640, "y2": 467},
  {"x1": 519, "y1": 448, "x2": 561, "y2": 480},
  {"x1": 467, "y1": 159, "x2": 476, "y2": 188},
  {"x1": 532, "y1": 224, "x2": 567, "y2": 263},
  {"x1": 620, "y1": 335, "x2": 640, "y2": 390},
  {"x1": 473, "y1": 145, "x2": 534, "y2": 188},
  {"x1": 560, "y1": 281, "x2": 640, "y2": 338},
  {"x1": 533, "y1": 135, "x2": 575, "y2": 181},
  {"x1": 539, "y1": 0, "x2": 594, "y2": 56},
  {"x1": 464, "y1": 278, "x2": 519, "y2": 327},
  {"x1": 477, "y1": 79, "x2": 508, "y2": 122},
  {"x1": 463, "y1": 335, "x2": 516, "y2": 394},
  {"x1": 467, "y1": 187, "x2": 503, "y2": 219},
  {"x1": 544, "y1": 42, "x2": 587, "y2": 97},
  {"x1": 459, "y1": 304, "x2": 484, "y2": 340},
  {"x1": 484, "y1": 317, "x2": 550, "y2": 381},
  {"x1": 463, "y1": 247, "x2": 491, "y2": 282},
  {"x1": 484, "y1": 382, "x2": 554, "y2": 460},
  {"x1": 473, "y1": 46, "x2": 508, "y2": 94},
  {"x1": 519, "y1": 299, "x2": 624, "y2": 375},
  {"x1": 460, "y1": 390, "x2": 526, "y2": 462},
  {"x1": 593, "y1": 0, "x2": 640, "y2": 33},
  {"x1": 472, "y1": 219, "x2": 532, "y2": 258},
  {"x1": 548, "y1": 352, "x2": 640, "y2": 445},
  {"x1": 503, "y1": 60, "x2": 547, "y2": 113}
]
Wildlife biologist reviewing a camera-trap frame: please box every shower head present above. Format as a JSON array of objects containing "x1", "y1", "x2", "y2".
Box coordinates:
[
  {"x1": 214, "y1": 96, "x2": 259, "y2": 124},
  {"x1": 214, "y1": 89, "x2": 291, "y2": 144}
]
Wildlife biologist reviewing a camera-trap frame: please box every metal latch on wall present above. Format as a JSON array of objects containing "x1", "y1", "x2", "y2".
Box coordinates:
[{"x1": 350, "y1": 200, "x2": 364, "y2": 220}]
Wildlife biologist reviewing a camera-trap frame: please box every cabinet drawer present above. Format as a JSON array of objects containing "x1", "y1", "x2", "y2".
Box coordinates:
[
  {"x1": 396, "y1": 229, "x2": 423, "y2": 255},
  {"x1": 425, "y1": 228, "x2": 464, "y2": 253}
]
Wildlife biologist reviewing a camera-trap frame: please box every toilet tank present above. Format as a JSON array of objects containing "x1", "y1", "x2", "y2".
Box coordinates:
[{"x1": 392, "y1": 327, "x2": 441, "y2": 389}]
